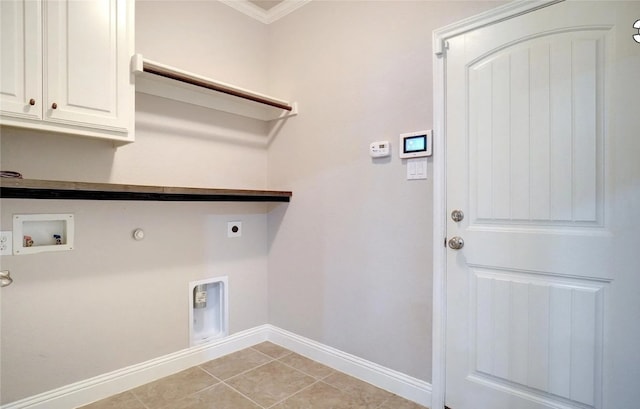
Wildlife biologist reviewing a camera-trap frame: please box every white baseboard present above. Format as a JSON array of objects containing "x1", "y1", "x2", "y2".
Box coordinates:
[
  {"x1": 265, "y1": 325, "x2": 432, "y2": 407},
  {"x1": 1, "y1": 325, "x2": 270, "y2": 409},
  {"x1": 1, "y1": 325, "x2": 431, "y2": 409}
]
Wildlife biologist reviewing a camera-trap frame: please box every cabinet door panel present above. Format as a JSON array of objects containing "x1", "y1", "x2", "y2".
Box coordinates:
[
  {"x1": 0, "y1": 0, "x2": 42, "y2": 120},
  {"x1": 67, "y1": 0, "x2": 112, "y2": 112},
  {"x1": 45, "y1": 0, "x2": 129, "y2": 132}
]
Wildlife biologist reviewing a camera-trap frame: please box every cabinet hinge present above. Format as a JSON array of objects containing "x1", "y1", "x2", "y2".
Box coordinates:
[{"x1": 444, "y1": 237, "x2": 447, "y2": 247}]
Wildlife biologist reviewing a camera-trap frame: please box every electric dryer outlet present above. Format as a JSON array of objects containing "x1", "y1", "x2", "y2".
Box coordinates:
[{"x1": 227, "y1": 221, "x2": 242, "y2": 238}]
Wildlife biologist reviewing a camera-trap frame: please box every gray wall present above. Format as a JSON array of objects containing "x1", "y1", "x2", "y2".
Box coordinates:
[{"x1": 266, "y1": 0, "x2": 500, "y2": 382}]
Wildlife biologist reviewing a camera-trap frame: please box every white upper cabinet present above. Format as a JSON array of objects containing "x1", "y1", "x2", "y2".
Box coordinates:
[
  {"x1": 0, "y1": 0, "x2": 42, "y2": 121},
  {"x1": 0, "y1": 0, "x2": 134, "y2": 143}
]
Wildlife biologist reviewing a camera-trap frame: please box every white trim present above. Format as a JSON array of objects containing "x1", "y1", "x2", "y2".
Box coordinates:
[
  {"x1": 432, "y1": 0, "x2": 562, "y2": 56},
  {"x1": 1, "y1": 325, "x2": 430, "y2": 409},
  {"x1": 431, "y1": 38, "x2": 447, "y2": 409},
  {"x1": 1, "y1": 326, "x2": 270, "y2": 409},
  {"x1": 431, "y1": 1, "x2": 566, "y2": 409},
  {"x1": 219, "y1": 0, "x2": 311, "y2": 24},
  {"x1": 266, "y1": 325, "x2": 432, "y2": 407},
  {"x1": 266, "y1": 0, "x2": 311, "y2": 24}
]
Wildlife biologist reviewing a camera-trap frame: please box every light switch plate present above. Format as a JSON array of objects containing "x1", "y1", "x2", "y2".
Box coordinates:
[
  {"x1": 0, "y1": 231, "x2": 13, "y2": 256},
  {"x1": 407, "y1": 158, "x2": 427, "y2": 180}
]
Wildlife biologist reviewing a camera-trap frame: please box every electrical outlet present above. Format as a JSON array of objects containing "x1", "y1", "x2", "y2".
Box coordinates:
[
  {"x1": 0, "y1": 231, "x2": 13, "y2": 256},
  {"x1": 227, "y1": 221, "x2": 242, "y2": 238}
]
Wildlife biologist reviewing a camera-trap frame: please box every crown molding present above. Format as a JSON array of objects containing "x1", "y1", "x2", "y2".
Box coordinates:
[
  {"x1": 266, "y1": 0, "x2": 311, "y2": 23},
  {"x1": 220, "y1": 0, "x2": 311, "y2": 24}
]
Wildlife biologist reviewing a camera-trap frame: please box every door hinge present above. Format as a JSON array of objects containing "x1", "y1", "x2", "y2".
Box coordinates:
[{"x1": 435, "y1": 39, "x2": 450, "y2": 57}]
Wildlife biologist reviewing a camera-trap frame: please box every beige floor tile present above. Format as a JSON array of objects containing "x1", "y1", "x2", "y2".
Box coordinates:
[
  {"x1": 323, "y1": 372, "x2": 393, "y2": 408},
  {"x1": 378, "y1": 394, "x2": 429, "y2": 409},
  {"x1": 75, "y1": 346, "x2": 423, "y2": 409},
  {"x1": 274, "y1": 381, "x2": 372, "y2": 409},
  {"x1": 227, "y1": 360, "x2": 316, "y2": 407},
  {"x1": 170, "y1": 383, "x2": 261, "y2": 409},
  {"x1": 279, "y1": 352, "x2": 335, "y2": 379},
  {"x1": 76, "y1": 391, "x2": 145, "y2": 409},
  {"x1": 131, "y1": 367, "x2": 218, "y2": 408},
  {"x1": 252, "y1": 341, "x2": 292, "y2": 359},
  {"x1": 200, "y1": 348, "x2": 272, "y2": 380}
]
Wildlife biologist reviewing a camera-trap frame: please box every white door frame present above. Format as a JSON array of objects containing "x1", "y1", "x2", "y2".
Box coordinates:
[{"x1": 430, "y1": 1, "x2": 564, "y2": 408}]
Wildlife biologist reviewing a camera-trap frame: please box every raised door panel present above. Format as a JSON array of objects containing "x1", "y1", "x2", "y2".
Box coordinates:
[
  {"x1": 471, "y1": 269, "x2": 604, "y2": 407},
  {"x1": 45, "y1": 0, "x2": 131, "y2": 134},
  {"x1": 468, "y1": 31, "x2": 604, "y2": 228},
  {"x1": 0, "y1": 0, "x2": 42, "y2": 120},
  {"x1": 464, "y1": 29, "x2": 612, "y2": 280}
]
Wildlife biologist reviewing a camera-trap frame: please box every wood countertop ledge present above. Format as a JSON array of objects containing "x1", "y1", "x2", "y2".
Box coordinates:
[{"x1": 0, "y1": 179, "x2": 292, "y2": 203}]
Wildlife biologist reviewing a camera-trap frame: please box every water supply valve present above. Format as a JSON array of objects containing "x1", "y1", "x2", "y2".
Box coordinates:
[{"x1": 194, "y1": 284, "x2": 207, "y2": 309}]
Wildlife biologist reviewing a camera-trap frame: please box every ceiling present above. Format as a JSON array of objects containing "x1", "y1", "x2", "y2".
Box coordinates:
[{"x1": 248, "y1": 0, "x2": 285, "y2": 11}]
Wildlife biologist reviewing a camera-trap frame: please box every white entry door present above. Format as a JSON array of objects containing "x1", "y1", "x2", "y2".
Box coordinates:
[{"x1": 444, "y1": 1, "x2": 640, "y2": 409}]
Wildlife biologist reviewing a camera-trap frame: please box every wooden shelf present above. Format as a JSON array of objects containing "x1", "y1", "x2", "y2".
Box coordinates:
[
  {"x1": 0, "y1": 179, "x2": 291, "y2": 203},
  {"x1": 132, "y1": 54, "x2": 298, "y2": 121}
]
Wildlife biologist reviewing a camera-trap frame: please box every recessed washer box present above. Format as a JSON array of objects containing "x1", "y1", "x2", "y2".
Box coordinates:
[
  {"x1": 189, "y1": 276, "x2": 228, "y2": 346},
  {"x1": 13, "y1": 214, "x2": 74, "y2": 255}
]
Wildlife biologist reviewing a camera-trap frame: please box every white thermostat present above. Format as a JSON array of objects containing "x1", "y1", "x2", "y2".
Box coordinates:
[
  {"x1": 369, "y1": 141, "x2": 390, "y2": 158},
  {"x1": 399, "y1": 130, "x2": 432, "y2": 158}
]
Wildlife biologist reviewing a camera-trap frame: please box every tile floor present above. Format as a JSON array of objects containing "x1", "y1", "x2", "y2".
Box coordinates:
[{"x1": 78, "y1": 342, "x2": 428, "y2": 409}]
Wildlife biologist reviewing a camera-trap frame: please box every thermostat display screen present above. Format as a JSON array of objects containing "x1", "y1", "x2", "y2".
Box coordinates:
[
  {"x1": 399, "y1": 130, "x2": 432, "y2": 158},
  {"x1": 404, "y1": 135, "x2": 426, "y2": 153}
]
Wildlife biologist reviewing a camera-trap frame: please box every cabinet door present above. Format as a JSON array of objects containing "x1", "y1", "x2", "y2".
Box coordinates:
[
  {"x1": 45, "y1": 0, "x2": 131, "y2": 133},
  {"x1": 0, "y1": 0, "x2": 42, "y2": 120}
]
